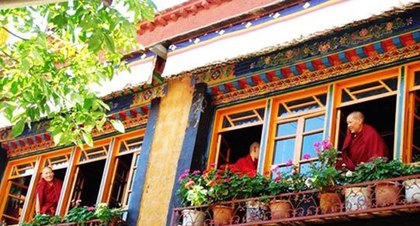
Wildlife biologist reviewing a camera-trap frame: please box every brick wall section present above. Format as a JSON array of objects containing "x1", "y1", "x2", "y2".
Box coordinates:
[{"x1": 137, "y1": 76, "x2": 193, "y2": 225}]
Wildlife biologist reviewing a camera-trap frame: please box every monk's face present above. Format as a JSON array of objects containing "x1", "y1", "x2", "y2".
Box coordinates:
[
  {"x1": 41, "y1": 167, "x2": 54, "y2": 183},
  {"x1": 346, "y1": 115, "x2": 363, "y2": 134},
  {"x1": 250, "y1": 143, "x2": 260, "y2": 160}
]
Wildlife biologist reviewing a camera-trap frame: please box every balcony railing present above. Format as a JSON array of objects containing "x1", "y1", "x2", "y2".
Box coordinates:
[{"x1": 171, "y1": 174, "x2": 420, "y2": 225}]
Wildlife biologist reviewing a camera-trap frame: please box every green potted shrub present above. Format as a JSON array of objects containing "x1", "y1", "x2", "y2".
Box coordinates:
[
  {"x1": 177, "y1": 169, "x2": 208, "y2": 226},
  {"x1": 350, "y1": 157, "x2": 420, "y2": 206},
  {"x1": 94, "y1": 203, "x2": 125, "y2": 225}
]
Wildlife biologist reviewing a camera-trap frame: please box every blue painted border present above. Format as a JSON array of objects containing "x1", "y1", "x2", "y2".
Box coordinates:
[
  {"x1": 324, "y1": 84, "x2": 335, "y2": 140},
  {"x1": 126, "y1": 98, "x2": 160, "y2": 225},
  {"x1": 258, "y1": 99, "x2": 272, "y2": 174},
  {"x1": 394, "y1": 67, "x2": 406, "y2": 160}
]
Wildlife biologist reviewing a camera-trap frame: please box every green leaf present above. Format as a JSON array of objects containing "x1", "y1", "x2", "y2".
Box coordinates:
[
  {"x1": 82, "y1": 132, "x2": 93, "y2": 147},
  {"x1": 11, "y1": 120, "x2": 25, "y2": 138},
  {"x1": 110, "y1": 119, "x2": 125, "y2": 133},
  {"x1": 53, "y1": 132, "x2": 63, "y2": 145}
]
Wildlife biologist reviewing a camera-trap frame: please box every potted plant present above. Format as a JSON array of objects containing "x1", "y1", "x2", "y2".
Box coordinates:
[
  {"x1": 63, "y1": 206, "x2": 96, "y2": 225},
  {"x1": 94, "y1": 203, "x2": 125, "y2": 225},
  {"x1": 24, "y1": 214, "x2": 62, "y2": 226},
  {"x1": 177, "y1": 169, "x2": 208, "y2": 226},
  {"x1": 203, "y1": 165, "x2": 238, "y2": 225},
  {"x1": 307, "y1": 140, "x2": 343, "y2": 214},
  {"x1": 268, "y1": 165, "x2": 293, "y2": 219},
  {"x1": 343, "y1": 169, "x2": 373, "y2": 211},
  {"x1": 401, "y1": 164, "x2": 420, "y2": 203},
  {"x1": 234, "y1": 172, "x2": 270, "y2": 223},
  {"x1": 352, "y1": 157, "x2": 405, "y2": 207}
]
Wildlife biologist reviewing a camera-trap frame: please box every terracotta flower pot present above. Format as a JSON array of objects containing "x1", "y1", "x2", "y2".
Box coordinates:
[
  {"x1": 375, "y1": 181, "x2": 401, "y2": 207},
  {"x1": 320, "y1": 192, "x2": 342, "y2": 214},
  {"x1": 182, "y1": 209, "x2": 206, "y2": 226},
  {"x1": 269, "y1": 200, "x2": 292, "y2": 220},
  {"x1": 212, "y1": 205, "x2": 234, "y2": 226},
  {"x1": 345, "y1": 186, "x2": 372, "y2": 211},
  {"x1": 403, "y1": 178, "x2": 420, "y2": 203}
]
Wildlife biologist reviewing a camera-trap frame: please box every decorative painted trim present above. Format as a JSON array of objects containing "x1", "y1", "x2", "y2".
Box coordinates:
[
  {"x1": 2, "y1": 104, "x2": 150, "y2": 158},
  {"x1": 209, "y1": 31, "x2": 420, "y2": 105}
]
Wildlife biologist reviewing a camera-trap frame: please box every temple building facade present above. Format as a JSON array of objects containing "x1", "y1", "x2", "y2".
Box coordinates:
[{"x1": 0, "y1": 0, "x2": 419, "y2": 225}]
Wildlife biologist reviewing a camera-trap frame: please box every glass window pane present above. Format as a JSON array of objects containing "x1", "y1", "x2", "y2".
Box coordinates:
[
  {"x1": 415, "y1": 71, "x2": 420, "y2": 86},
  {"x1": 304, "y1": 115, "x2": 324, "y2": 132},
  {"x1": 383, "y1": 77, "x2": 398, "y2": 91},
  {"x1": 300, "y1": 161, "x2": 319, "y2": 174},
  {"x1": 276, "y1": 121, "x2": 297, "y2": 137},
  {"x1": 301, "y1": 133, "x2": 323, "y2": 160},
  {"x1": 273, "y1": 138, "x2": 295, "y2": 165}
]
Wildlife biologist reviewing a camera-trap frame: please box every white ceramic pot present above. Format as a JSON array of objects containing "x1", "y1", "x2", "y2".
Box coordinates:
[
  {"x1": 345, "y1": 186, "x2": 372, "y2": 211},
  {"x1": 182, "y1": 209, "x2": 205, "y2": 226},
  {"x1": 403, "y1": 178, "x2": 420, "y2": 203}
]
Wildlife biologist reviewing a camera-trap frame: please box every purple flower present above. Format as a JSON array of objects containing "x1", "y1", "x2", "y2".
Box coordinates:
[
  {"x1": 314, "y1": 142, "x2": 321, "y2": 152},
  {"x1": 303, "y1": 154, "x2": 311, "y2": 160},
  {"x1": 286, "y1": 159, "x2": 293, "y2": 166},
  {"x1": 192, "y1": 170, "x2": 200, "y2": 175},
  {"x1": 322, "y1": 140, "x2": 332, "y2": 150}
]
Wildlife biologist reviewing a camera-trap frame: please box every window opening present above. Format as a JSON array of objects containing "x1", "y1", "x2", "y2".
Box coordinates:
[
  {"x1": 410, "y1": 90, "x2": 420, "y2": 162},
  {"x1": 222, "y1": 108, "x2": 265, "y2": 129},
  {"x1": 337, "y1": 96, "x2": 396, "y2": 159},
  {"x1": 340, "y1": 77, "x2": 397, "y2": 105},
  {"x1": 217, "y1": 125, "x2": 262, "y2": 168}
]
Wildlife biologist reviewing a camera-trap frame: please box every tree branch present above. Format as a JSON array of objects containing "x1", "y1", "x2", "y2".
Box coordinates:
[{"x1": 1, "y1": 26, "x2": 28, "y2": 41}]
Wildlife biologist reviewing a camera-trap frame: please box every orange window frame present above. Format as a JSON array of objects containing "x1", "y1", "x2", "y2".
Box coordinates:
[
  {"x1": 0, "y1": 156, "x2": 38, "y2": 224},
  {"x1": 102, "y1": 129, "x2": 145, "y2": 207},
  {"x1": 264, "y1": 86, "x2": 328, "y2": 174},
  {"x1": 207, "y1": 99, "x2": 267, "y2": 167},
  {"x1": 404, "y1": 62, "x2": 420, "y2": 164}
]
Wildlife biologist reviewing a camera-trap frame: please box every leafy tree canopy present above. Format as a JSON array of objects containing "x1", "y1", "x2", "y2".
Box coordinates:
[{"x1": 0, "y1": 0, "x2": 156, "y2": 147}]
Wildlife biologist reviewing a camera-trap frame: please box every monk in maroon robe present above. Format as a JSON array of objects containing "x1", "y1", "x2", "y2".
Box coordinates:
[
  {"x1": 36, "y1": 166, "x2": 63, "y2": 215},
  {"x1": 234, "y1": 142, "x2": 260, "y2": 176},
  {"x1": 338, "y1": 111, "x2": 389, "y2": 171}
]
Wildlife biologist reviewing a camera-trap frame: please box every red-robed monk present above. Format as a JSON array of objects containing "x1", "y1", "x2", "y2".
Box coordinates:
[
  {"x1": 36, "y1": 166, "x2": 63, "y2": 215},
  {"x1": 234, "y1": 142, "x2": 260, "y2": 175},
  {"x1": 338, "y1": 111, "x2": 389, "y2": 171}
]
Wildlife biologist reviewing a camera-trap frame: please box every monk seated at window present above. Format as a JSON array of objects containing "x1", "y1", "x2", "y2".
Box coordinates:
[
  {"x1": 337, "y1": 111, "x2": 389, "y2": 171},
  {"x1": 233, "y1": 141, "x2": 260, "y2": 176},
  {"x1": 36, "y1": 166, "x2": 63, "y2": 215}
]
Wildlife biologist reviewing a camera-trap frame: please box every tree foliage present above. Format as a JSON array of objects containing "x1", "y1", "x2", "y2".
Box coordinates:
[{"x1": 0, "y1": 0, "x2": 156, "y2": 147}]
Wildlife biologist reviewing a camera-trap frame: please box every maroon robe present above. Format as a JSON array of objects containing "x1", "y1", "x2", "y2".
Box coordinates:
[
  {"x1": 338, "y1": 124, "x2": 389, "y2": 171},
  {"x1": 36, "y1": 178, "x2": 63, "y2": 215},
  {"x1": 234, "y1": 154, "x2": 258, "y2": 175}
]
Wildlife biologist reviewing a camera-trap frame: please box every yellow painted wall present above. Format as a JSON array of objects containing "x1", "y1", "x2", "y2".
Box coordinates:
[{"x1": 137, "y1": 76, "x2": 194, "y2": 225}]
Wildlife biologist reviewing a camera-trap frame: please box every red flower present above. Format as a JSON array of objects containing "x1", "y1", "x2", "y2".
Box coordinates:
[
  {"x1": 225, "y1": 178, "x2": 231, "y2": 183},
  {"x1": 184, "y1": 180, "x2": 195, "y2": 189}
]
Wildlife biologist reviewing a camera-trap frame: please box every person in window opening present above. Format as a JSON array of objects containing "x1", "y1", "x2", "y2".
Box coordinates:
[
  {"x1": 337, "y1": 111, "x2": 389, "y2": 171},
  {"x1": 35, "y1": 166, "x2": 63, "y2": 215},
  {"x1": 233, "y1": 142, "x2": 260, "y2": 175}
]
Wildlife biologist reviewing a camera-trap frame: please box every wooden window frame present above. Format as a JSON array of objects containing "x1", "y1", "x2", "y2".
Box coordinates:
[{"x1": 264, "y1": 87, "x2": 328, "y2": 174}]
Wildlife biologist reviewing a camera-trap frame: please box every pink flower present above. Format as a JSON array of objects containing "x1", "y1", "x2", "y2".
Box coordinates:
[
  {"x1": 210, "y1": 162, "x2": 216, "y2": 167},
  {"x1": 192, "y1": 170, "x2": 200, "y2": 175},
  {"x1": 314, "y1": 142, "x2": 321, "y2": 152},
  {"x1": 322, "y1": 140, "x2": 332, "y2": 150},
  {"x1": 274, "y1": 176, "x2": 281, "y2": 182},
  {"x1": 286, "y1": 159, "x2": 293, "y2": 166},
  {"x1": 87, "y1": 206, "x2": 95, "y2": 211},
  {"x1": 184, "y1": 179, "x2": 195, "y2": 189},
  {"x1": 303, "y1": 154, "x2": 311, "y2": 160}
]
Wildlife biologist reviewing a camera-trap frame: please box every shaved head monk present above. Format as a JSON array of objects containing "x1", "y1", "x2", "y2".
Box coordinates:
[
  {"x1": 35, "y1": 166, "x2": 63, "y2": 215},
  {"x1": 338, "y1": 111, "x2": 389, "y2": 171},
  {"x1": 234, "y1": 142, "x2": 260, "y2": 175}
]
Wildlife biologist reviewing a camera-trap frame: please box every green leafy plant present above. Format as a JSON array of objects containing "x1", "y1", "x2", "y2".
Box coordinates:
[
  {"x1": 345, "y1": 157, "x2": 420, "y2": 184},
  {"x1": 306, "y1": 140, "x2": 343, "y2": 192},
  {"x1": 177, "y1": 169, "x2": 209, "y2": 207},
  {"x1": 235, "y1": 172, "x2": 269, "y2": 200},
  {"x1": 64, "y1": 206, "x2": 95, "y2": 224},
  {"x1": 203, "y1": 165, "x2": 243, "y2": 203},
  {"x1": 269, "y1": 163, "x2": 308, "y2": 197},
  {"x1": 23, "y1": 214, "x2": 62, "y2": 226},
  {"x1": 94, "y1": 203, "x2": 124, "y2": 223}
]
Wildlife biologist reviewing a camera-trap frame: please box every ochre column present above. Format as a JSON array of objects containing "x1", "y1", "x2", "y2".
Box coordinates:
[{"x1": 137, "y1": 76, "x2": 193, "y2": 225}]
